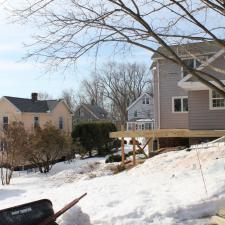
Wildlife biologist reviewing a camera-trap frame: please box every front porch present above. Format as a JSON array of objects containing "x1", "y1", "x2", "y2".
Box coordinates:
[{"x1": 126, "y1": 119, "x2": 154, "y2": 131}]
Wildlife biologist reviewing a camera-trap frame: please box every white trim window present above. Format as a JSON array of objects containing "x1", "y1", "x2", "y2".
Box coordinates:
[
  {"x1": 172, "y1": 96, "x2": 188, "y2": 113},
  {"x1": 181, "y1": 57, "x2": 208, "y2": 78},
  {"x1": 142, "y1": 97, "x2": 150, "y2": 104},
  {"x1": 210, "y1": 90, "x2": 225, "y2": 109}
]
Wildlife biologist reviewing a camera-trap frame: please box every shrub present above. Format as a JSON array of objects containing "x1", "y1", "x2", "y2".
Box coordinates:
[
  {"x1": 105, "y1": 154, "x2": 123, "y2": 163},
  {"x1": 72, "y1": 121, "x2": 117, "y2": 157},
  {"x1": 126, "y1": 149, "x2": 143, "y2": 157},
  {"x1": 25, "y1": 122, "x2": 70, "y2": 173},
  {"x1": 1, "y1": 122, "x2": 29, "y2": 185}
]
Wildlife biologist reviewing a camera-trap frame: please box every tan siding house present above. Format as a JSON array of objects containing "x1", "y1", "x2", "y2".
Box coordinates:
[{"x1": 0, "y1": 93, "x2": 73, "y2": 134}]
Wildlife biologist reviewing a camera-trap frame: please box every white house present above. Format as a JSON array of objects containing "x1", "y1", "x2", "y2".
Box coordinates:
[{"x1": 126, "y1": 93, "x2": 154, "y2": 131}]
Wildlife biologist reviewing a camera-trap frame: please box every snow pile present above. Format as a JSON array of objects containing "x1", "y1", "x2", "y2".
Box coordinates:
[
  {"x1": 1, "y1": 144, "x2": 225, "y2": 224},
  {"x1": 57, "y1": 206, "x2": 91, "y2": 225},
  {"x1": 49, "y1": 158, "x2": 113, "y2": 183}
]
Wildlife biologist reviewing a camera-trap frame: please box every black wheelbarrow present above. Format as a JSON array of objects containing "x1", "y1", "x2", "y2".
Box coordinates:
[{"x1": 0, "y1": 193, "x2": 87, "y2": 225}]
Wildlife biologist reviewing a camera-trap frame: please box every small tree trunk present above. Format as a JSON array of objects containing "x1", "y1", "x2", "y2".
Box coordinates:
[
  {"x1": 1, "y1": 167, "x2": 5, "y2": 185},
  {"x1": 5, "y1": 168, "x2": 13, "y2": 185},
  {"x1": 38, "y1": 165, "x2": 44, "y2": 173},
  {"x1": 44, "y1": 163, "x2": 50, "y2": 173}
]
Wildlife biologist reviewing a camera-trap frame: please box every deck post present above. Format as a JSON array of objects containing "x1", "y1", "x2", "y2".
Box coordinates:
[
  {"x1": 132, "y1": 127, "x2": 136, "y2": 165},
  {"x1": 121, "y1": 125, "x2": 125, "y2": 166},
  {"x1": 148, "y1": 138, "x2": 152, "y2": 157}
]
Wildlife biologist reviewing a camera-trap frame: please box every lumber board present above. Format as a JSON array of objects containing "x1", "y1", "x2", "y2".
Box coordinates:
[{"x1": 110, "y1": 129, "x2": 225, "y2": 138}]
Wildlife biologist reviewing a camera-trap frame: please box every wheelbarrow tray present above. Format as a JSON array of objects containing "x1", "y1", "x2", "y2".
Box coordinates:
[{"x1": 0, "y1": 199, "x2": 54, "y2": 225}]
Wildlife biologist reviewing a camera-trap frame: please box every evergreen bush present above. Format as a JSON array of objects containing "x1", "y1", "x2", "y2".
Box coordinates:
[
  {"x1": 105, "y1": 154, "x2": 123, "y2": 163},
  {"x1": 72, "y1": 121, "x2": 117, "y2": 157}
]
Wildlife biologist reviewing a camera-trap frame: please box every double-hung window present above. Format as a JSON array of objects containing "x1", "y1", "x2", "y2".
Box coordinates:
[
  {"x1": 210, "y1": 90, "x2": 225, "y2": 109},
  {"x1": 172, "y1": 96, "x2": 188, "y2": 112},
  {"x1": 142, "y1": 97, "x2": 150, "y2": 104},
  {"x1": 3, "y1": 116, "x2": 8, "y2": 130}
]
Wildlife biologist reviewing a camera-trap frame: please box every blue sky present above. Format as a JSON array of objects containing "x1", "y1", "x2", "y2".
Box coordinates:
[{"x1": 0, "y1": 5, "x2": 151, "y2": 99}]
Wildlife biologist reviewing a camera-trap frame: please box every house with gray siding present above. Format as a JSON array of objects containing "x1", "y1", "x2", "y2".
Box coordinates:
[
  {"x1": 74, "y1": 103, "x2": 108, "y2": 124},
  {"x1": 152, "y1": 41, "x2": 225, "y2": 132},
  {"x1": 127, "y1": 93, "x2": 154, "y2": 130}
]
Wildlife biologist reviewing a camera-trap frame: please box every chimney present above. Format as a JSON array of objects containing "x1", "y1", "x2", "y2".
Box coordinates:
[{"x1": 31, "y1": 93, "x2": 38, "y2": 102}]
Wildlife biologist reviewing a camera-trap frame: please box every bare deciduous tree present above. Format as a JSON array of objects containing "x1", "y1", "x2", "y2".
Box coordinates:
[
  {"x1": 38, "y1": 92, "x2": 52, "y2": 100},
  {"x1": 61, "y1": 88, "x2": 78, "y2": 112},
  {"x1": 6, "y1": 0, "x2": 225, "y2": 96},
  {"x1": 81, "y1": 74, "x2": 105, "y2": 107},
  {"x1": 0, "y1": 122, "x2": 29, "y2": 185},
  {"x1": 75, "y1": 62, "x2": 150, "y2": 123},
  {"x1": 100, "y1": 62, "x2": 150, "y2": 124}
]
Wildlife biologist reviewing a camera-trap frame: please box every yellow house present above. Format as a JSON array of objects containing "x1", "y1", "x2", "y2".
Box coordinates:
[{"x1": 0, "y1": 93, "x2": 73, "y2": 134}]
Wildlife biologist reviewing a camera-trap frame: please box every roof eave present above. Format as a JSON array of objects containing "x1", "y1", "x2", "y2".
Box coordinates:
[
  {"x1": 1, "y1": 96, "x2": 22, "y2": 113},
  {"x1": 127, "y1": 93, "x2": 151, "y2": 111},
  {"x1": 152, "y1": 51, "x2": 219, "y2": 61}
]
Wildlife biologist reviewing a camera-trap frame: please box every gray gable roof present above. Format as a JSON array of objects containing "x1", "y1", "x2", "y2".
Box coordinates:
[
  {"x1": 152, "y1": 41, "x2": 221, "y2": 59},
  {"x1": 83, "y1": 104, "x2": 108, "y2": 119},
  {"x1": 4, "y1": 96, "x2": 60, "y2": 113},
  {"x1": 127, "y1": 93, "x2": 152, "y2": 111}
]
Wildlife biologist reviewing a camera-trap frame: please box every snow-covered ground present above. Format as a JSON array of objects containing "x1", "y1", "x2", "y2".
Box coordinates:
[{"x1": 1, "y1": 144, "x2": 225, "y2": 225}]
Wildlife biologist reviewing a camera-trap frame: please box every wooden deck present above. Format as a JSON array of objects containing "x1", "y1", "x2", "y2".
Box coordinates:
[{"x1": 110, "y1": 129, "x2": 225, "y2": 138}]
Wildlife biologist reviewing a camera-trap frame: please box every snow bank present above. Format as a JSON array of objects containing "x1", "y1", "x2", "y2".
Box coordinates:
[
  {"x1": 1, "y1": 144, "x2": 225, "y2": 224},
  {"x1": 57, "y1": 206, "x2": 91, "y2": 225}
]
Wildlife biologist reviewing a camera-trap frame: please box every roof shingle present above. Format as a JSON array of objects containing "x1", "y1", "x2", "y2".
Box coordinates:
[
  {"x1": 4, "y1": 96, "x2": 59, "y2": 113},
  {"x1": 83, "y1": 104, "x2": 108, "y2": 119},
  {"x1": 152, "y1": 41, "x2": 221, "y2": 59}
]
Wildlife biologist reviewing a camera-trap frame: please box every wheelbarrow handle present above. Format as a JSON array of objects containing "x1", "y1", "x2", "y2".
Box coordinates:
[{"x1": 38, "y1": 193, "x2": 87, "y2": 225}]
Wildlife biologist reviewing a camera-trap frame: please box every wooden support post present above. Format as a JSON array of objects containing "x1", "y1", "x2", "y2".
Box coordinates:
[
  {"x1": 121, "y1": 125, "x2": 125, "y2": 166},
  {"x1": 132, "y1": 127, "x2": 136, "y2": 166},
  {"x1": 148, "y1": 138, "x2": 152, "y2": 157},
  {"x1": 157, "y1": 138, "x2": 160, "y2": 150},
  {"x1": 132, "y1": 137, "x2": 136, "y2": 165}
]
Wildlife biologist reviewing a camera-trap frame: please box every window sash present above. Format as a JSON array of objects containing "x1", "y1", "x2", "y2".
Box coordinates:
[
  {"x1": 211, "y1": 90, "x2": 225, "y2": 109},
  {"x1": 173, "y1": 97, "x2": 188, "y2": 112},
  {"x1": 142, "y1": 97, "x2": 150, "y2": 104}
]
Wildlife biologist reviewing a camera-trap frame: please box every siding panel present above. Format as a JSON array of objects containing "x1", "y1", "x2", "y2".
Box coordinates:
[
  {"x1": 158, "y1": 59, "x2": 188, "y2": 128},
  {"x1": 189, "y1": 90, "x2": 225, "y2": 130}
]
